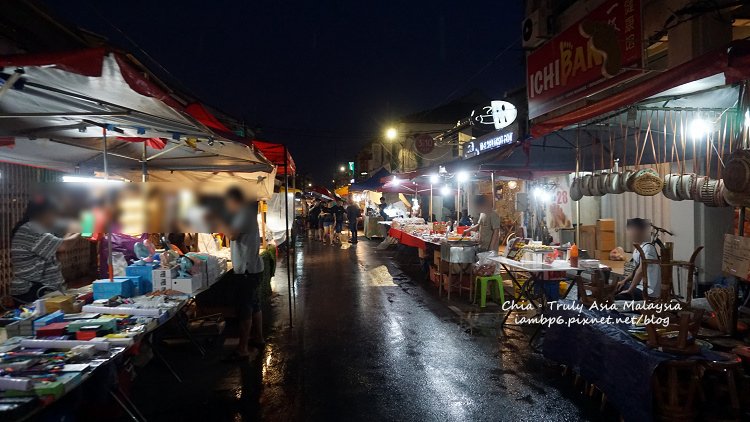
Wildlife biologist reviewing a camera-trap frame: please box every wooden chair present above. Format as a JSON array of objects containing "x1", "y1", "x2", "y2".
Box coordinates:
[
  {"x1": 699, "y1": 352, "x2": 743, "y2": 421},
  {"x1": 576, "y1": 269, "x2": 618, "y2": 307},
  {"x1": 653, "y1": 359, "x2": 702, "y2": 421},
  {"x1": 645, "y1": 309, "x2": 704, "y2": 355},
  {"x1": 634, "y1": 243, "x2": 703, "y2": 306}
]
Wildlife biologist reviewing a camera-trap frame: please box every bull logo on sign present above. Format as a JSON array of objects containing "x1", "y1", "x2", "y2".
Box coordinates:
[{"x1": 471, "y1": 101, "x2": 517, "y2": 130}]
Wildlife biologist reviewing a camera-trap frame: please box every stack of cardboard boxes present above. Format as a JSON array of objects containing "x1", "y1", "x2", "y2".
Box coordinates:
[{"x1": 595, "y1": 219, "x2": 616, "y2": 260}]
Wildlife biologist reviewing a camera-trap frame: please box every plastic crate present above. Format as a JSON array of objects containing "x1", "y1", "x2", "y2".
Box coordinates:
[{"x1": 535, "y1": 281, "x2": 560, "y2": 301}]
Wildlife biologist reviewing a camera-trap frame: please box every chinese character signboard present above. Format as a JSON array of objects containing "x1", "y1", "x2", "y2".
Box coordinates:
[
  {"x1": 463, "y1": 122, "x2": 518, "y2": 159},
  {"x1": 527, "y1": 0, "x2": 642, "y2": 119}
]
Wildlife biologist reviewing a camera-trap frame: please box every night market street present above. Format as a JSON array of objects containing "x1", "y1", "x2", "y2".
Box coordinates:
[
  {"x1": 122, "y1": 237, "x2": 607, "y2": 422},
  {"x1": 2, "y1": 1, "x2": 749, "y2": 421}
]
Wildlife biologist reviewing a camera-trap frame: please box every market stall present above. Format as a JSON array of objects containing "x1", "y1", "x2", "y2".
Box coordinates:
[
  {"x1": 0, "y1": 47, "x2": 278, "y2": 420},
  {"x1": 506, "y1": 37, "x2": 750, "y2": 421}
]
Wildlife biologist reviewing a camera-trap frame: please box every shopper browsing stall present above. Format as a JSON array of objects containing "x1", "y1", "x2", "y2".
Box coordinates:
[
  {"x1": 616, "y1": 218, "x2": 661, "y2": 300},
  {"x1": 320, "y1": 201, "x2": 335, "y2": 245},
  {"x1": 308, "y1": 199, "x2": 322, "y2": 241},
  {"x1": 10, "y1": 198, "x2": 79, "y2": 305},
  {"x1": 458, "y1": 209, "x2": 472, "y2": 227},
  {"x1": 464, "y1": 195, "x2": 501, "y2": 252},
  {"x1": 333, "y1": 199, "x2": 346, "y2": 244},
  {"x1": 346, "y1": 198, "x2": 361, "y2": 244},
  {"x1": 222, "y1": 187, "x2": 264, "y2": 361}
]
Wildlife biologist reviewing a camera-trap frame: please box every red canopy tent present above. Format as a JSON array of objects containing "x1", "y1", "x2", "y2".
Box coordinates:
[
  {"x1": 377, "y1": 177, "x2": 431, "y2": 194},
  {"x1": 252, "y1": 140, "x2": 296, "y2": 176}
]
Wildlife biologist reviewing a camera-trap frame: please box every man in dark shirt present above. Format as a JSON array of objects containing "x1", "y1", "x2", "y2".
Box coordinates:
[
  {"x1": 333, "y1": 199, "x2": 346, "y2": 239},
  {"x1": 345, "y1": 198, "x2": 361, "y2": 244},
  {"x1": 308, "y1": 199, "x2": 322, "y2": 241}
]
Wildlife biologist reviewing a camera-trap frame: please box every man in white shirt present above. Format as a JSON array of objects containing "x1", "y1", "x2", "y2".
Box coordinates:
[
  {"x1": 617, "y1": 218, "x2": 661, "y2": 299},
  {"x1": 223, "y1": 187, "x2": 264, "y2": 361},
  {"x1": 464, "y1": 195, "x2": 502, "y2": 252}
]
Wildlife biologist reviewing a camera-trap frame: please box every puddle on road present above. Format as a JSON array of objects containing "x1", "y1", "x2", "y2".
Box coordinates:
[{"x1": 366, "y1": 265, "x2": 397, "y2": 286}]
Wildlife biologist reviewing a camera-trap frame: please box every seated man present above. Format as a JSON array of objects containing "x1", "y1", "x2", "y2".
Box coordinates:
[{"x1": 616, "y1": 218, "x2": 660, "y2": 300}]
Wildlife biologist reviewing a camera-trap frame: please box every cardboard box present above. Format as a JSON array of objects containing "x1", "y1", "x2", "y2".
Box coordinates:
[
  {"x1": 152, "y1": 266, "x2": 179, "y2": 292},
  {"x1": 596, "y1": 218, "x2": 616, "y2": 232},
  {"x1": 433, "y1": 251, "x2": 441, "y2": 267},
  {"x1": 596, "y1": 231, "x2": 616, "y2": 251},
  {"x1": 32, "y1": 311, "x2": 64, "y2": 333},
  {"x1": 92, "y1": 278, "x2": 134, "y2": 300},
  {"x1": 43, "y1": 296, "x2": 76, "y2": 314},
  {"x1": 579, "y1": 225, "x2": 596, "y2": 254},
  {"x1": 126, "y1": 263, "x2": 158, "y2": 293},
  {"x1": 35, "y1": 322, "x2": 70, "y2": 337},
  {"x1": 172, "y1": 275, "x2": 203, "y2": 295}
]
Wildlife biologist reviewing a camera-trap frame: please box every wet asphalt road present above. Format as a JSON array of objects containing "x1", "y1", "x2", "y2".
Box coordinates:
[
  {"x1": 120, "y1": 238, "x2": 611, "y2": 421},
  {"x1": 285, "y1": 239, "x2": 601, "y2": 421}
]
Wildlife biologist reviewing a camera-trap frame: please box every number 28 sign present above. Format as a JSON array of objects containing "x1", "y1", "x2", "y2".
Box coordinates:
[{"x1": 547, "y1": 179, "x2": 572, "y2": 229}]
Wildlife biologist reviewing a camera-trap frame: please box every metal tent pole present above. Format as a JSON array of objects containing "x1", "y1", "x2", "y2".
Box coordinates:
[
  {"x1": 284, "y1": 147, "x2": 293, "y2": 327},
  {"x1": 291, "y1": 170, "x2": 296, "y2": 291},
  {"x1": 490, "y1": 172, "x2": 495, "y2": 208},
  {"x1": 141, "y1": 142, "x2": 148, "y2": 182},
  {"x1": 575, "y1": 127, "x2": 581, "y2": 245},
  {"x1": 103, "y1": 127, "x2": 114, "y2": 281},
  {"x1": 429, "y1": 183, "x2": 433, "y2": 222}
]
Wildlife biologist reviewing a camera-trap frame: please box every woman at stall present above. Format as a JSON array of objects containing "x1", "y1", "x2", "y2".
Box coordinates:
[
  {"x1": 320, "y1": 201, "x2": 335, "y2": 245},
  {"x1": 463, "y1": 196, "x2": 501, "y2": 252},
  {"x1": 9, "y1": 197, "x2": 79, "y2": 304}
]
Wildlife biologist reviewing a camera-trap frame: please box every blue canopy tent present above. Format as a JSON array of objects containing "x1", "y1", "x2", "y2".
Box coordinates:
[{"x1": 350, "y1": 168, "x2": 391, "y2": 192}]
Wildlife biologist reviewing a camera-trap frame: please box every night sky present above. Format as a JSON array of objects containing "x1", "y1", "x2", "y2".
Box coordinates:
[{"x1": 40, "y1": 0, "x2": 524, "y2": 183}]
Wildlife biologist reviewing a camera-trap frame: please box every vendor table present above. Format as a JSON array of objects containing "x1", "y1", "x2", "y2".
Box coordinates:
[
  {"x1": 364, "y1": 216, "x2": 385, "y2": 239},
  {"x1": 2, "y1": 267, "x2": 230, "y2": 422},
  {"x1": 489, "y1": 256, "x2": 583, "y2": 334},
  {"x1": 543, "y1": 300, "x2": 727, "y2": 422},
  {"x1": 388, "y1": 227, "x2": 428, "y2": 250},
  {"x1": 490, "y1": 256, "x2": 584, "y2": 344},
  {"x1": 439, "y1": 242, "x2": 478, "y2": 300}
]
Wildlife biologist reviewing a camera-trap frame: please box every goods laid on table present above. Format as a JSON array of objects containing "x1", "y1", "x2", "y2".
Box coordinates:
[
  {"x1": 0, "y1": 243, "x2": 229, "y2": 420},
  {"x1": 0, "y1": 293, "x2": 186, "y2": 418},
  {"x1": 389, "y1": 217, "x2": 426, "y2": 230}
]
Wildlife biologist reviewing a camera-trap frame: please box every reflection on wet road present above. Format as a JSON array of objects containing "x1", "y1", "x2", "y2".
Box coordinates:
[
  {"x1": 128, "y1": 239, "x2": 602, "y2": 421},
  {"x1": 284, "y1": 240, "x2": 596, "y2": 421}
]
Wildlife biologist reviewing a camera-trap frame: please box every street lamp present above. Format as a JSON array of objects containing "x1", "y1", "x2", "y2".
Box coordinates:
[
  {"x1": 385, "y1": 127, "x2": 398, "y2": 141},
  {"x1": 339, "y1": 165, "x2": 346, "y2": 172}
]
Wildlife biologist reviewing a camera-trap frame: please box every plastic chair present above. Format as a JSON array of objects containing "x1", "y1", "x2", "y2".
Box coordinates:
[{"x1": 474, "y1": 275, "x2": 505, "y2": 308}]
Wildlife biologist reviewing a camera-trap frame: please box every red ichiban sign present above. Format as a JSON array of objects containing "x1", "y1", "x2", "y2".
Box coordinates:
[{"x1": 527, "y1": 0, "x2": 643, "y2": 119}]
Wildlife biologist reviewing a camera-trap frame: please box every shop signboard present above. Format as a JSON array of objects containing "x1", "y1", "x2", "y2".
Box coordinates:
[
  {"x1": 463, "y1": 122, "x2": 518, "y2": 159},
  {"x1": 723, "y1": 234, "x2": 750, "y2": 281},
  {"x1": 527, "y1": 0, "x2": 642, "y2": 119},
  {"x1": 470, "y1": 100, "x2": 518, "y2": 130},
  {"x1": 545, "y1": 177, "x2": 573, "y2": 230},
  {"x1": 414, "y1": 133, "x2": 435, "y2": 154}
]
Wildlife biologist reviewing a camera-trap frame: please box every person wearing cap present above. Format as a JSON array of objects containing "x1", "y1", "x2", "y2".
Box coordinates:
[{"x1": 616, "y1": 218, "x2": 660, "y2": 300}]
